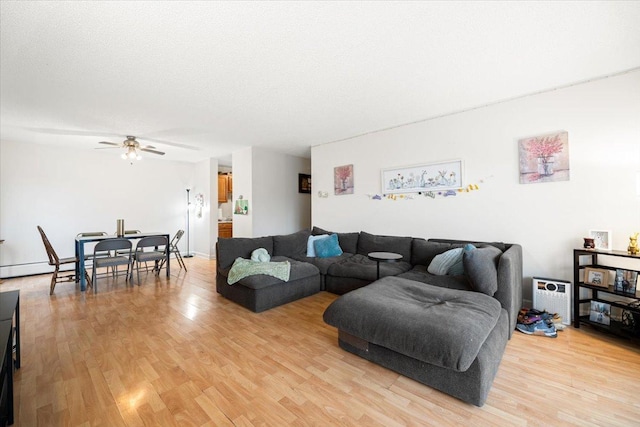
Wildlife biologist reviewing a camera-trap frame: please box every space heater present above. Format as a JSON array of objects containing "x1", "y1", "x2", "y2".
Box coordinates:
[{"x1": 532, "y1": 277, "x2": 571, "y2": 325}]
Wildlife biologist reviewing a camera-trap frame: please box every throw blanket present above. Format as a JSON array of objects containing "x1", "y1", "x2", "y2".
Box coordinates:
[{"x1": 227, "y1": 257, "x2": 290, "y2": 285}]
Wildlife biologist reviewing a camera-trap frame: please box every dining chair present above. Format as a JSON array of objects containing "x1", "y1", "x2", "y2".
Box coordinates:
[
  {"x1": 158, "y1": 229, "x2": 186, "y2": 272},
  {"x1": 91, "y1": 239, "x2": 133, "y2": 292},
  {"x1": 114, "y1": 229, "x2": 141, "y2": 257},
  {"x1": 133, "y1": 236, "x2": 168, "y2": 284},
  {"x1": 77, "y1": 231, "x2": 115, "y2": 276},
  {"x1": 38, "y1": 226, "x2": 91, "y2": 295}
]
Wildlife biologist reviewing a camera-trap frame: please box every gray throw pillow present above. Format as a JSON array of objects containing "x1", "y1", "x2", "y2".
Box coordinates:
[{"x1": 463, "y1": 245, "x2": 502, "y2": 296}]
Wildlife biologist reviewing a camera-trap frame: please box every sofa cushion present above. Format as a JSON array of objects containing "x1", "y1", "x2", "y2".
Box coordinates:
[
  {"x1": 410, "y1": 239, "x2": 465, "y2": 266},
  {"x1": 231, "y1": 256, "x2": 319, "y2": 290},
  {"x1": 273, "y1": 229, "x2": 311, "y2": 258},
  {"x1": 315, "y1": 234, "x2": 343, "y2": 258},
  {"x1": 294, "y1": 253, "x2": 354, "y2": 275},
  {"x1": 323, "y1": 276, "x2": 502, "y2": 372},
  {"x1": 217, "y1": 236, "x2": 274, "y2": 270},
  {"x1": 357, "y1": 231, "x2": 412, "y2": 261},
  {"x1": 397, "y1": 265, "x2": 470, "y2": 291},
  {"x1": 464, "y1": 245, "x2": 502, "y2": 296},
  {"x1": 312, "y1": 226, "x2": 359, "y2": 254},
  {"x1": 327, "y1": 253, "x2": 411, "y2": 281}
]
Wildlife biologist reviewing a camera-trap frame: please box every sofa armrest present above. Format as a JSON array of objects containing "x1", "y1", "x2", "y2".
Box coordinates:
[{"x1": 495, "y1": 244, "x2": 523, "y2": 338}]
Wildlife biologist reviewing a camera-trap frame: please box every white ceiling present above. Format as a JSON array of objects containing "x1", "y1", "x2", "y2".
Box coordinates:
[{"x1": 2, "y1": 1, "x2": 639, "y2": 164}]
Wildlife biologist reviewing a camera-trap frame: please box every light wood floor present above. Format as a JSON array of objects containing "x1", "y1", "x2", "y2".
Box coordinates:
[{"x1": 1, "y1": 257, "x2": 639, "y2": 426}]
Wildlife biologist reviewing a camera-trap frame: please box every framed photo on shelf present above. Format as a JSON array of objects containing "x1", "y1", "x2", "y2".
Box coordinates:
[
  {"x1": 589, "y1": 301, "x2": 611, "y2": 326},
  {"x1": 614, "y1": 269, "x2": 638, "y2": 296},
  {"x1": 583, "y1": 267, "x2": 609, "y2": 288},
  {"x1": 588, "y1": 230, "x2": 612, "y2": 250}
]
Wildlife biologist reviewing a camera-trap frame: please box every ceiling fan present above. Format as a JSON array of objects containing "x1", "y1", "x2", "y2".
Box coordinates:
[{"x1": 98, "y1": 135, "x2": 165, "y2": 161}]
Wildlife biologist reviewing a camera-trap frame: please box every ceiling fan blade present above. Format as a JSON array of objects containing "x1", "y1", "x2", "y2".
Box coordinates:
[
  {"x1": 140, "y1": 145, "x2": 156, "y2": 150},
  {"x1": 140, "y1": 148, "x2": 165, "y2": 156},
  {"x1": 139, "y1": 136, "x2": 201, "y2": 151},
  {"x1": 98, "y1": 141, "x2": 120, "y2": 146},
  {"x1": 95, "y1": 147, "x2": 120, "y2": 150}
]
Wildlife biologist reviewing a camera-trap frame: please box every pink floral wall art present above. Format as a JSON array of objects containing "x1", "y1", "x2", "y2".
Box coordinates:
[
  {"x1": 334, "y1": 164, "x2": 354, "y2": 195},
  {"x1": 518, "y1": 131, "x2": 569, "y2": 184}
]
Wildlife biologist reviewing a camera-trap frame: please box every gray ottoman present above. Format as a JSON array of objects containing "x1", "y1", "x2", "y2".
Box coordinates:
[{"x1": 323, "y1": 276, "x2": 509, "y2": 406}]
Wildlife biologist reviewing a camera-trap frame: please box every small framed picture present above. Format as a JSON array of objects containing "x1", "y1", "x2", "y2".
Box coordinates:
[
  {"x1": 614, "y1": 269, "x2": 638, "y2": 296},
  {"x1": 298, "y1": 174, "x2": 311, "y2": 194},
  {"x1": 589, "y1": 301, "x2": 611, "y2": 325},
  {"x1": 588, "y1": 230, "x2": 612, "y2": 250},
  {"x1": 583, "y1": 267, "x2": 609, "y2": 288}
]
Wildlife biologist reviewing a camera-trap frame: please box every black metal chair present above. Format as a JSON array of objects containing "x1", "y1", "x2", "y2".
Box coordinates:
[
  {"x1": 133, "y1": 236, "x2": 168, "y2": 284},
  {"x1": 91, "y1": 239, "x2": 133, "y2": 292},
  {"x1": 38, "y1": 226, "x2": 91, "y2": 295},
  {"x1": 158, "y1": 229, "x2": 186, "y2": 272}
]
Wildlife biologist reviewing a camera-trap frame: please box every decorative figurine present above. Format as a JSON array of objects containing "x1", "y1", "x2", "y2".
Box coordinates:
[
  {"x1": 583, "y1": 237, "x2": 595, "y2": 249},
  {"x1": 628, "y1": 233, "x2": 639, "y2": 255}
]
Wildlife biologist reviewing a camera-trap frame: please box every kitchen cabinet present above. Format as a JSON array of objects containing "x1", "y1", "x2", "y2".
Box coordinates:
[
  {"x1": 218, "y1": 222, "x2": 232, "y2": 238},
  {"x1": 218, "y1": 175, "x2": 229, "y2": 202}
]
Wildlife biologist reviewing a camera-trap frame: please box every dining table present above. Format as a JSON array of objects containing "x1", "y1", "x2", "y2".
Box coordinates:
[{"x1": 75, "y1": 232, "x2": 171, "y2": 291}]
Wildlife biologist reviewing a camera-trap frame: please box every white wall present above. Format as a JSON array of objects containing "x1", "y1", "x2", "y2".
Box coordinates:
[
  {"x1": 0, "y1": 141, "x2": 217, "y2": 276},
  {"x1": 232, "y1": 146, "x2": 311, "y2": 238},
  {"x1": 231, "y1": 147, "x2": 254, "y2": 238},
  {"x1": 312, "y1": 70, "x2": 640, "y2": 304},
  {"x1": 193, "y1": 158, "x2": 219, "y2": 258}
]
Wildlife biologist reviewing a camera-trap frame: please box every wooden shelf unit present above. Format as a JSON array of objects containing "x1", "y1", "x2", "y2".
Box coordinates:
[{"x1": 573, "y1": 248, "x2": 640, "y2": 341}]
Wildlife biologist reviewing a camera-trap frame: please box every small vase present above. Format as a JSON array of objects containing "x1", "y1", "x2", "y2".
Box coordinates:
[
  {"x1": 537, "y1": 156, "x2": 555, "y2": 176},
  {"x1": 583, "y1": 237, "x2": 595, "y2": 249}
]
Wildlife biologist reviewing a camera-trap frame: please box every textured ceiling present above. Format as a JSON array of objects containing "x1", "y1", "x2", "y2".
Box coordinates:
[{"x1": 2, "y1": 1, "x2": 640, "y2": 163}]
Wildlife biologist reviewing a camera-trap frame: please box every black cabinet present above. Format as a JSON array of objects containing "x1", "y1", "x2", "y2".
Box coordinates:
[
  {"x1": 0, "y1": 320, "x2": 13, "y2": 426},
  {"x1": 573, "y1": 249, "x2": 640, "y2": 340}
]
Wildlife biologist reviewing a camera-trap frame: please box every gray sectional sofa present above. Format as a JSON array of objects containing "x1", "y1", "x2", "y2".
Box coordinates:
[{"x1": 215, "y1": 227, "x2": 523, "y2": 406}]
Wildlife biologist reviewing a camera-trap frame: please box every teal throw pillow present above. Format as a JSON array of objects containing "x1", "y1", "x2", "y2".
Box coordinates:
[
  {"x1": 307, "y1": 235, "x2": 330, "y2": 257},
  {"x1": 314, "y1": 234, "x2": 343, "y2": 258}
]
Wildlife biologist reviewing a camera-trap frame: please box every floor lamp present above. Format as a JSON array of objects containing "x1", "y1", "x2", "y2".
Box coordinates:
[{"x1": 184, "y1": 188, "x2": 194, "y2": 258}]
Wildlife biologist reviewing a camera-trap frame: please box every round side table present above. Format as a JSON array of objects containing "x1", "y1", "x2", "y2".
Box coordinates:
[{"x1": 367, "y1": 251, "x2": 403, "y2": 279}]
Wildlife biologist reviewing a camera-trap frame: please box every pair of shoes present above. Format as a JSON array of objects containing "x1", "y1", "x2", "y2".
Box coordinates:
[
  {"x1": 539, "y1": 311, "x2": 563, "y2": 324},
  {"x1": 518, "y1": 307, "x2": 562, "y2": 325},
  {"x1": 553, "y1": 323, "x2": 566, "y2": 331},
  {"x1": 516, "y1": 320, "x2": 558, "y2": 338}
]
